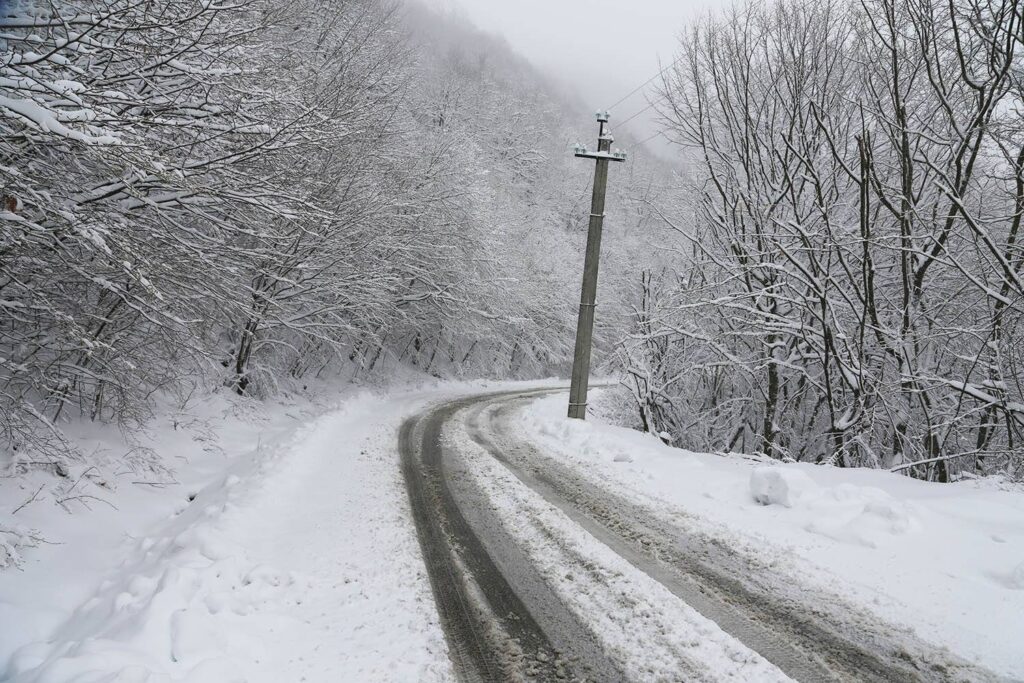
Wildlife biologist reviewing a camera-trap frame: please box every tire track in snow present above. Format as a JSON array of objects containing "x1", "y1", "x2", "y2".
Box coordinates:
[
  {"x1": 466, "y1": 391, "x2": 1004, "y2": 683},
  {"x1": 448, "y1": 393, "x2": 790, "y2": 682},
  {"x1": 400, "y1": 391, "x2": 624, "y2": 682}
]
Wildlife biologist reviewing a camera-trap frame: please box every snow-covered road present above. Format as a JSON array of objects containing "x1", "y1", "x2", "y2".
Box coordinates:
[
  {"x1": 518, "y1": 391, "x2": 1024, "y2": 682},
  {"x1": 4, "y1": 383, "x2": 1020, "y2": 681},
  {"x1": 406, "y1": 388, "x2": 1006, "y2": 682}
]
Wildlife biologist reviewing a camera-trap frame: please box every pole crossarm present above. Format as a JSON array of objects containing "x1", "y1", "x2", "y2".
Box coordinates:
[
  {"x1": 573, "y1": 149, "x2": 628, "y2": 161},
  {"x1": 566, "y1": 111, "x2": 627, "y2": 420}
]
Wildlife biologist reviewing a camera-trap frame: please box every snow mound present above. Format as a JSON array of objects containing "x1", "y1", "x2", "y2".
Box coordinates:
[
  {"x1": 533, "y1": 408, "x2": 639, "y2": 464},
  {"x1": 801, "y1": 484, "x2": 922, "y2": 548},
  {"x1": 750, "y1": 467, "x2": 818, "y2": 508}
]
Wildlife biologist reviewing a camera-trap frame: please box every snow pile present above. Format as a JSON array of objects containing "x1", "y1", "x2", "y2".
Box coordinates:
[
  {"x1": 518, "y1": 391, "x2": 1024, "y2": 679},
  {"x1": 749, "y1": 468, "x2": 922, "y2": 548},
  {"x1": 750, "y1": 467, "x2": 818, "y2": 508},
  {"x1": 533, "y1": 403, "x2": 642, "y2": 466},
  {"x1": 802, "y1": 485, "x2": 921, "y2": 549}
]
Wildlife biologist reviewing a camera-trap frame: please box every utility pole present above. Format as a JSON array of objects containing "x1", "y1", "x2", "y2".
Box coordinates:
[{"x1": 568, "y1": 111, "x2": 627, "y2": 419}]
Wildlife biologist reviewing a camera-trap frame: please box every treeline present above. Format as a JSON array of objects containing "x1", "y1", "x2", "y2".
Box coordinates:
[
  {"x1": 620, "y1": 0, "x2": 1024, "y2": 480},
  {"x1": 0, "y1": 0, "x2": 627, "y2": 466}
]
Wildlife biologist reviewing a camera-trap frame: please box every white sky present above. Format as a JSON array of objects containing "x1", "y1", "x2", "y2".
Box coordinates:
[{"x1": 429, "y1": 0, "x2": 729, "y2": 147}]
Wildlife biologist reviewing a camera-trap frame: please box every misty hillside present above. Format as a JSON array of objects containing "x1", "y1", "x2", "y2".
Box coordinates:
[{"x1": 0, "y1": 0, "x2": 668, "y2": 468}]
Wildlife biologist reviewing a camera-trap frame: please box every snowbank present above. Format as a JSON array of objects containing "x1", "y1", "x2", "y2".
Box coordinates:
[
  {"x1": 0, "y1": 385, "x2": 465, "y2": 682},
  {"x1": 518, "y1": 391, "x2": 1024, "y2": 679}
]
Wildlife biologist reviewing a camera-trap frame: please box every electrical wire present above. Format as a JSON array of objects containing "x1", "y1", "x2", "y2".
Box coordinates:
[
  {"x1": 598, "y1": 56, "x2": 682, "y2": 149},
  {"x1": 614, "y1": 100, "x2": 658, "y2": 131},
  {"x1": 604, "y1": 57, "x2": 680, "y2": 113},
  {"x1": 636, "y1": 129, "x2": 667, "y2": 147}
]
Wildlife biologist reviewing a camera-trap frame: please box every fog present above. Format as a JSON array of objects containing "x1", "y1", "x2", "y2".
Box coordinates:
[{"x1": 430, "y1": 0, "x2": 730, "y2": 146}]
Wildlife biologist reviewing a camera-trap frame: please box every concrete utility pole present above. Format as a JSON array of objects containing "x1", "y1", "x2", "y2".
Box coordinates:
[{"x1": 568, "y1": 111, "x2": 626, "y2": 420}]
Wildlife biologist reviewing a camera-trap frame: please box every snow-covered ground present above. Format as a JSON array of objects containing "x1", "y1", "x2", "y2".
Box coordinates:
[
  {"x1": 6, "y1": 381, "x2": 1021, "y2": 681},
  {"x1": 1, "y1": 382, "x2": 486, "y2": 682},
  {"x1": 518, "y1": 390, "x2": 1024, "y2": 679}
]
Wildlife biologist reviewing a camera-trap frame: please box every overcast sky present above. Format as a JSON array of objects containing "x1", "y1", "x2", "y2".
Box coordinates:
[{"x1": 429, "y1": 0, "x2": 728, "y2": 146}]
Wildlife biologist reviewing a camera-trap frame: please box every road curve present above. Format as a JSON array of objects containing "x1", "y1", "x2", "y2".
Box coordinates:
[
  {"x1": 401, "y1": 388, "x2": 1002, "y2": 683},
  {"x1": 400, "y1": 390, "x2": 624, "y2": 682}
]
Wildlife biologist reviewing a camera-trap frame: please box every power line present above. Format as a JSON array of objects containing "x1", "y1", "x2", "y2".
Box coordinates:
[
  {"x1": 636, "y1": 129, "x2": 666, "y2": 147},
  {"x1": 604, "y1": 57, "x2": 680, "y2": 112},
  {"x1": 615, "y1": 99, "x2": 658, "y2": 131}
]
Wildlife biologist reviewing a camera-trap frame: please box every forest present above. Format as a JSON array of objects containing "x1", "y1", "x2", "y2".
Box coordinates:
[
  {"x1": 2, "y1": 0, "x2": 1022, "y2": 483},
  {"x1": 628, "y1": 0, "x2": 1024, "y2": 481}
]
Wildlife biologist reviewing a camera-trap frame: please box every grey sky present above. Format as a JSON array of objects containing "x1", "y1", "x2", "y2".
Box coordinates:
[{"x1": 430, "y1": 0, "x2": 727, "y2": 145}]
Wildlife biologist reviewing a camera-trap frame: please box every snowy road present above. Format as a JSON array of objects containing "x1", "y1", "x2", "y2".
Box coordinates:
[
  {"x1": 6, "y1": 384, "x2": 1014, "y2": 681},
  {"x1": 402, "y1": 388, "x2": 1003, "y2": 682},
  {"x1": 401, "y1": 389, "x2": 624, "y2": 682}
]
